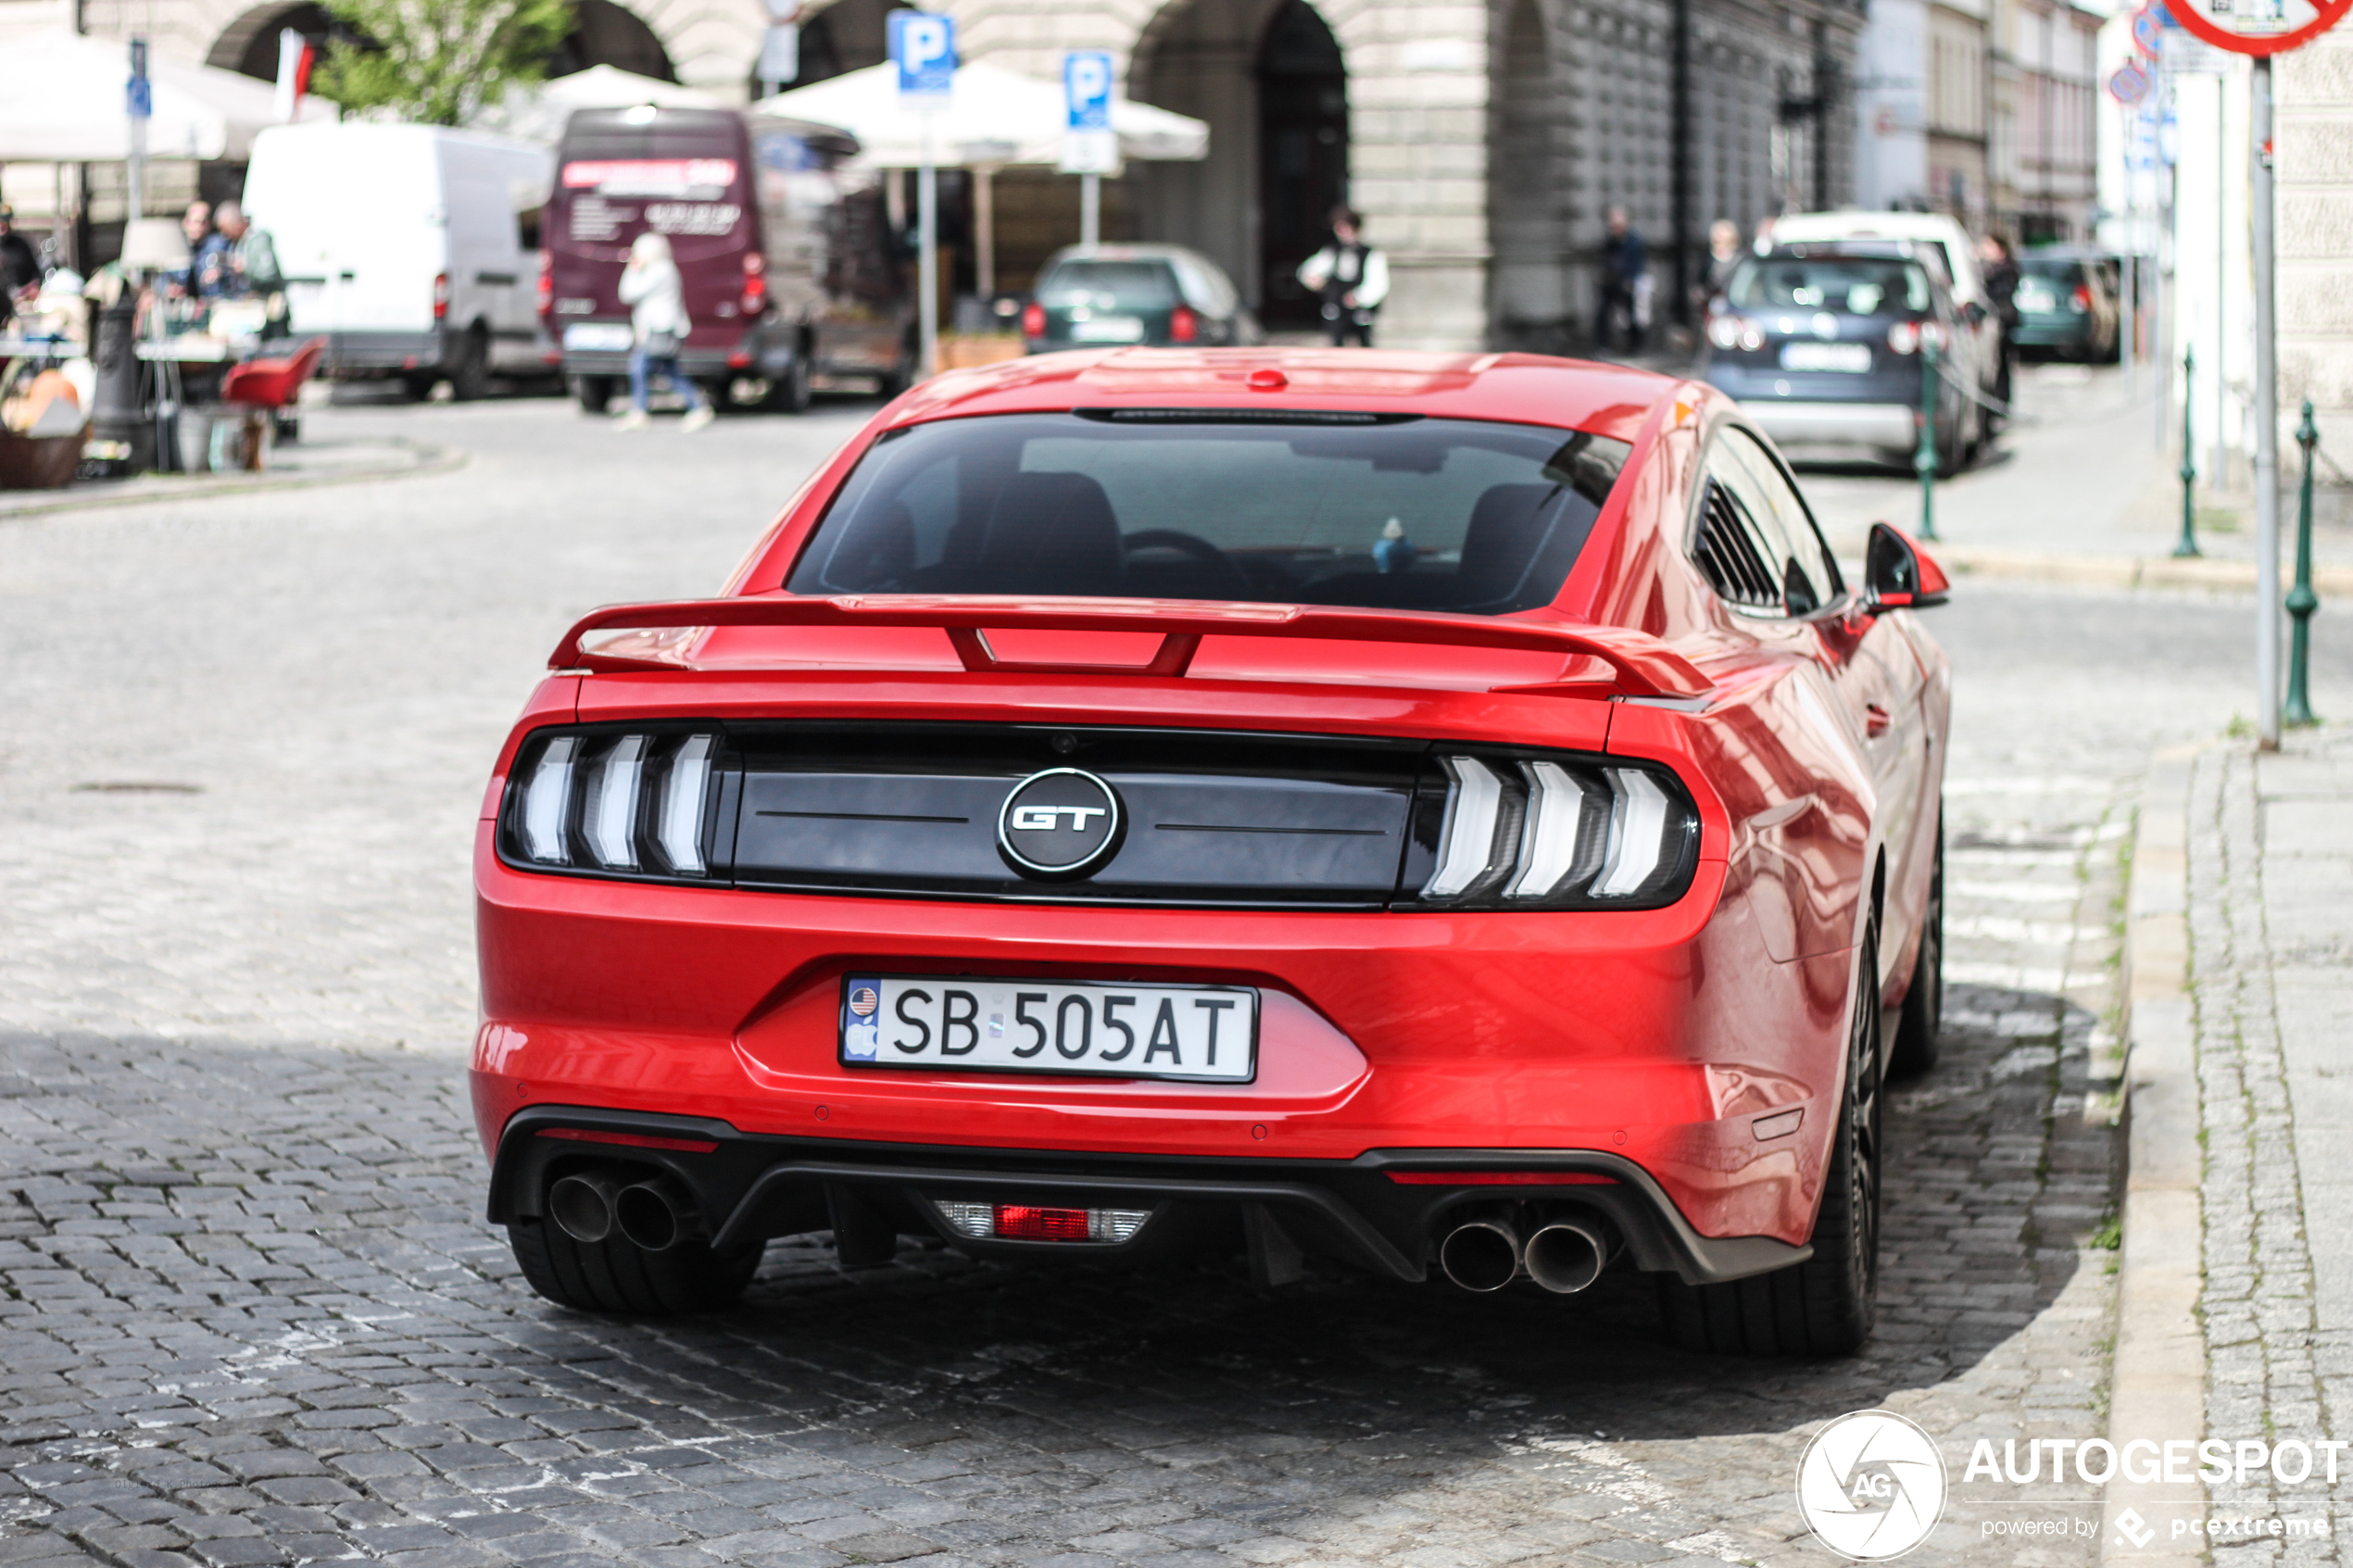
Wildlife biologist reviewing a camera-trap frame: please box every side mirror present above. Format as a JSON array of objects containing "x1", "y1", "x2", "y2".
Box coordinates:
[{"x1": 1865, "y1": 521, "x2": 1950, "y2": 612}]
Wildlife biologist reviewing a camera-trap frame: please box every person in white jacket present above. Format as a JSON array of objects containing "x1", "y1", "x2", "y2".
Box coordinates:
[
  {"x1": 1295, "y1": 207, "x2": 1389, "y2": 347},
  {"x1": 616, "y1": 232, "x2": 711, "y2": 432}
]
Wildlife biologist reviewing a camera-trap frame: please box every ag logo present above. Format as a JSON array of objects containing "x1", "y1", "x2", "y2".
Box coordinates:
[
  {"x1": 998, "y1": 768, "x2": 1122, "y2": 879},
  {"x1": 1795, "y1": 1410, "x2": 1946, "y2": 1560}
]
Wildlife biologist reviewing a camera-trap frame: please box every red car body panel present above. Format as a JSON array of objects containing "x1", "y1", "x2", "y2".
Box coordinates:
[{"x1": 472, "y1": 346, "x2": 1951, "y2": 1282}]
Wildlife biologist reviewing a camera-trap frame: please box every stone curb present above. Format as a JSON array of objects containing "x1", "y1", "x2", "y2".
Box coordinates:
[
  {"x1": 0, "y1": 438, "x2": 466, "y2": 521},
  {"x1": 1942, "y1": 544, "x2": 2353, "y2": 597},
  {"x1": 2101, "y1": 744, "x2": 2208, "y2": 1567}
]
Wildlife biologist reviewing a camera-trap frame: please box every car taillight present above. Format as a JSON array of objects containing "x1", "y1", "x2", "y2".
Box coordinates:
[
  {"x1": 501, "y1": 730, "x2": 724, "y2": 879},
  {"x1": 934, "y1": 1201, "x2": 1152, "y2": 1243},
  {"x1": 1406, "y1": 755, "x2": 1699, "y2": 909},
  {"x1": 535, "y1": 250, "x2": 552, "y2": 320},
  {"x1": 1887, "y1": 320, "x2": 1946, "y2": 355},
  {"x1": 1021, "y1": 302, "x2": 1046, "y2": 337},
  {"x1": 433, "y1": 272, "x2": 449, "y2": 321},
  {"x1": 742, "y1": 251, "x2": 767, "y2": 316},
  {"x1": 1706, "y1": 313, "x2": 1742, "y2": 350},
  {"x1": 1170, "y1": 304, "x2": 1199, "y2": 342},
  {"x1": 2072, "y1": 283, "x2": 2094, "y2": 310}
]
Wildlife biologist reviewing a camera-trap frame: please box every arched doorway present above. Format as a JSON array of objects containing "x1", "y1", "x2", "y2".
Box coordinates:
[
  {"x1": 211, "y1": 0, "x2": 675, "y2": 88},
  {"x1": 1253, "y1": 0, "x2": 1346, "y2": 328},
  {"x1": 768, "y1": 0, "x2": 890, "y2": 94},
  {"x1": 1129, "y1": 0, "x2": 1346, "y2": 322},
  {"x1": 546, "y1": 0, "x2": 677, "y2": 81}
]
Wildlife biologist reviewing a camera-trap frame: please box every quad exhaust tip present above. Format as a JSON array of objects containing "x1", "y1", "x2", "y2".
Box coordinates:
[
  {"x1": 1437, "y1": 1212, "x2": 1614, "y2": 1295},
  {"x1": 548, "y1": 1170, "x2": 694, "y2": 1252}
]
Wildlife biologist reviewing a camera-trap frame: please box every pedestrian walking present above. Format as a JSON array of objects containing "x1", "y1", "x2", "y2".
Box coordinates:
[
  {"x1": 1296, "y1": 207, "x2": 1389, "y2": 347},
  {"x1": 1979, "y1": 232, "x2": 2020, "y2": 422},
  {"x1": 616, "y1": 232, "x2": 712, "y2": 433},
  {"x1": 0, "y1": 204, "x2": 41, "y2": 329},
  {"x1": 1593, "y1": 207, "x2": 1648, "y2": 355},
  {"x1": 1703, "y1": 219, "x2": 1743, "y2": 303}
]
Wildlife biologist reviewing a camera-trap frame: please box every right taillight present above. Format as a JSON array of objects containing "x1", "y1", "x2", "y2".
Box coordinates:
[
  {"x1": 1169, "y1": 304, "x2": 1199, "y2": 342},
  {"x1": 535, "y1": 250, "x2": 552, "y2": 319},
  {"x1": 1401, "y1": 754, "x2": 1700, "y2": 910},
  {"x1": 1887, "y1": 320, "x2": 1946, "y2": 355},
  {"x1": 502, "y1": 729, "x2": 726, "y2": 880},
  {"x1": 1021, "y1": 302, "x2": 1046, "y2": 338}
]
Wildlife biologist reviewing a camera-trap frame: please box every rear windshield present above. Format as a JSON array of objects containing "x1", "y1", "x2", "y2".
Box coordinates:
[
  {"x1": 1729, "y1": 257, "x2": 1931, "y2": 316},
  {"x1": 786, "y1": 412, "x2": 1632, "y2": 615},
  {"x1": 1038, "y1": 262, "x2": 1179, "y2": 311}
]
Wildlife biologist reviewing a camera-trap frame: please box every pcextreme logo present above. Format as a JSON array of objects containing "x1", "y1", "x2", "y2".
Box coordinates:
[{"x1": 1796, "y1": 1410, "x2": 1950, "y2": 1560}]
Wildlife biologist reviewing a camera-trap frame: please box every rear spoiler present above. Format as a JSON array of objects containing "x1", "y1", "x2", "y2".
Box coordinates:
[{"x1": 547, "y1": 596, "x2": 1712, "y2": 700}]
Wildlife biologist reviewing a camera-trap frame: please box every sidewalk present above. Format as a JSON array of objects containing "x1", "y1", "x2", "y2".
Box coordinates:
[
  {"x1": 0, "y1": 433, "x2": 462, "y2": 521},
  {"x1": 2110, "y1": 723, "x2": 2353, "y2": 1561}
]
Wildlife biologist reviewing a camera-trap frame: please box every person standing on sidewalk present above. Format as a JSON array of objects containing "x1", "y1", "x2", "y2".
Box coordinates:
[
  {"x1": 1979, "y1": 232, "x2": 2020, "y2": 423},
  {"x1": 1593, "y1": 207, "x2": 1648, "y2": 355},
  {"x1": 1700, "y1": 219, "x2": 1743, "y2": 308},
  {"x1": 1296, "y1": 207, "x2": 1389, "y2": 347},
  {"x1": 616, "y1": 232, "x2": 712, "y2": 433}
]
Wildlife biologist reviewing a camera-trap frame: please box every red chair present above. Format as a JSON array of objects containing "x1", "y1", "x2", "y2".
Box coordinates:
[{"x1": 216, "y1": 338, "x2": 324, "y2": 472}]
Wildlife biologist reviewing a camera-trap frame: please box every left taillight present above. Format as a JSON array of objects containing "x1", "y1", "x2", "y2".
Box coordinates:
[
  {"x1": 1169, "y1": 304, "x2": 1199, "y2": 342},
  {"x1": 742, "y1": 251, "x2": 768, "y2": 316},
  {"x1": 433, "y1": 271, "x2": 449, "y2": 321},
  {"x1": 535, "y1": 250, "x2": 553, "y2": 320},
  {"x1": 499, "y1": 729, "x2": 729, "y2": 881},
  {"x1": 1400, "y1": 753, "x2": 1700, "y2": 910}
]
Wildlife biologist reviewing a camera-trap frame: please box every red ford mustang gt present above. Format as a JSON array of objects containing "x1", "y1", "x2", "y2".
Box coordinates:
[{"x1": 472, "y1": 348, "x2": 1952, "y2": 1355}]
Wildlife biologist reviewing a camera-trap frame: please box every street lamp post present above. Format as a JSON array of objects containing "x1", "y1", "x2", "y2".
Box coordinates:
[
  {"x1": 1916, "y1": 338, "x2": 1941, "y2": 541},
  {"x1": 2284, "y1": 397, "x2": 2322, "y2": 727},
  {"x1": 2174, "y1": 343, "x2": 2200, "y2": 558}
]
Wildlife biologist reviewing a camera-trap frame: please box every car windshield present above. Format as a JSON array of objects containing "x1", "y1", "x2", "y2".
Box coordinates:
[
  {"x1": 1729, "y1": 257, "x2": 1931, "y2": 316},
  {"x1": 786, "y1": 412, "x2": 1634, "y2": 615},
  {"x1": 1038, "y1": 262, "x2": 1179, "y2": 311}
]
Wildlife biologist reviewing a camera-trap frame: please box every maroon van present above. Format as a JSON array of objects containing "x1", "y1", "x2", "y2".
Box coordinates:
[{"x1": 542, "y1": 106, "x2": 912, "y2": 413}]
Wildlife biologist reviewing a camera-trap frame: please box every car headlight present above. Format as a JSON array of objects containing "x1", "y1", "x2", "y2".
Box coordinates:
[
  {"x1": 499, "y1": 728, "x2": 729, "y2": 880},
  {"x1": 1401, "y1": 753, "x2": 1700, "y2": 909}
]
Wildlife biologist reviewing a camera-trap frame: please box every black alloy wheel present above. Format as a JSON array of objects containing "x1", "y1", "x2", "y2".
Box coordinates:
[
  {"x1": 1660, "y1": 920, "x2": 1884, "y2": 1356},
  {"x1": 508, "y1": 1211, "x2": 761, "y2": 1316},
  {"x1": 1889, "y1": 813, "x2": 1944, "y2": 1077}
]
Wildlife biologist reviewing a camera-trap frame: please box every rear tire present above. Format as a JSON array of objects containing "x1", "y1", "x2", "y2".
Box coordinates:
[
  {"x1": 573, "y1": 374, "x2": 617, "y2": 415},
  {"x1": 1889, "y1": 816, "x2": 1944, "y2": 1078},
  {"x1": 507, "y1": 1214, "x2": 761, "y2": 1315},
  {"x1": 448, "y1": 325, "x2": 492, "y2": 402},
  {"x1": 1660, "y1": 923, "x2": 1882, "y2": 1356},
  {"x1": 767, "y1": 347, "x2": 813, "y2": 413}
]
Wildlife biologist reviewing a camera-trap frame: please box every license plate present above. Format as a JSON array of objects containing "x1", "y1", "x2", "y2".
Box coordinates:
[
  {"x1": 563, "y1": 321, "x2": 635, "y2": 352},
  {"x1": 1071, "y1": 316, "x2": 1146, "y2": 343},
  {"x1": 1780, "y1": 342, "x2": 1872, "y2": 373},
  {"x1": 840, "y1": 975, "x2": 1258, "y2": 1083}
]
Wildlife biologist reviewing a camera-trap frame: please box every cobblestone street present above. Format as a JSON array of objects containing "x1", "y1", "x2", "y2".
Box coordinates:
[{"x1": 0, "y1": 383, "x2": 2340, "y2": 1566}]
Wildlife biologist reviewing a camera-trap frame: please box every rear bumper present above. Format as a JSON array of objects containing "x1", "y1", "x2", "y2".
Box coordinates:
[
  {"x1": 321, "y1": 330, "x2": 445, "y2": 376},
  {"x1": 1739, "y1": 400, "x2": 1919, "y2": 450},
  {"x1": 561, "y1": 326, "x2": 796, "y2": 383},
  {"x1": 484, "y1": 1103, "x2": 1812, "y2": 1285}
]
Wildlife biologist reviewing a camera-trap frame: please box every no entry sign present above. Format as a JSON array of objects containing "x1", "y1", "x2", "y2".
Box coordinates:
[{"x1": 2161, "y1": 0, "x2": 2351, "y2": 56}]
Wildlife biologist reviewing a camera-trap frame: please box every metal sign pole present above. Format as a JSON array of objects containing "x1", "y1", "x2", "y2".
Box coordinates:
[
  {"x1": 919, "y1": 112, "x2": 937, "y2": 380},
  {"x1": 1081, "y1": 174, "x2": 1100, "y2": 249},
  {"x1": 2253, "y1": 54, "x2": 2282, "y2": 747}
]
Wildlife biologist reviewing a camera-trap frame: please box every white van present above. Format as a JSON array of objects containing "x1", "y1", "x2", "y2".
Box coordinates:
[
  {"x1": 1768, "y1": 210, "x2": 2001, "y2": 408},
  {"x1": 243, "y1": 122, "x2": 555, "y2": 398}
]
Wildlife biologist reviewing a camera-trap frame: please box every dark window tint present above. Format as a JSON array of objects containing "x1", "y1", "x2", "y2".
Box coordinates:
[
  {"x1": 558, "y1": 109, "x2": 743, "y2": 160},
  {"x1": 1694, "y1": 430, "x2": 1840, "y2": 617},
  {"x1": 786, "y1": 412, "x2": 1633, "y2": 615},
  {"x1": 1728, "y1": 258, "x2": 1931, "y2": 316},
  {"x1": 1037, "y1": 262, "x2": 1180, "y2": 311}
]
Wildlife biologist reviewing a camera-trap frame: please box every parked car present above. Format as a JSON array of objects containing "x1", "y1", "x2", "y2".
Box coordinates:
[
  {"x1": 544, "y1": 106, "x2": 912, "y2": 414},
  {"x1": 1704, "y1": 242, "x2": 1973, "y2": 472},
  {"x1": 244, "y1": 122, "x2": 553, "y2": 400},
  {"x1": 2014, "y1": 247, "x2": 2120, "y2": 362},
  {"x1": 472, "y1": 346, "x2": 1954, "y2": 1358},
  {"x1": 1022, "y1": 245, "x2": 1261, "y2": 352},
  {"x1": 1768, "y1": 210, "x2": 2000, "y2": 434}
]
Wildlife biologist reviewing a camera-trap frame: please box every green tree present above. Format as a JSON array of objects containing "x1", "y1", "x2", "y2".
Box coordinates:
[{"x1": 313, "y1": 0, "x2": 576, "y2": 127}]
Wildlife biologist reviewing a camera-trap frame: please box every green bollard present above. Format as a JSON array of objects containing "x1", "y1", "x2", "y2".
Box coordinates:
[
  {"x1": 1916, "y1": 336, "x2": 1940, "y2": 541},
  {"x1": 2284, "y1": 397, "x2": 2322, "y2": 727},
  {"x1": 2174, "y1": 344, "x2": 2201, "y2": 558}
]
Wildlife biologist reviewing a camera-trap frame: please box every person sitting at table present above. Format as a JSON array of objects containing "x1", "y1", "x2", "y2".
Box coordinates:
[
  {"x1": 201, "y1": 202, "x2": 282, "y2": 304},
  {"x1": 164, "y1": 201, "x2": 214, "y2": 299}
]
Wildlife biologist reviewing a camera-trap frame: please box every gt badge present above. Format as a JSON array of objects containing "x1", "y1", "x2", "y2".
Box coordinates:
[{"x1": 998, "y1": 768, "x2": 1123, "y2": 879}]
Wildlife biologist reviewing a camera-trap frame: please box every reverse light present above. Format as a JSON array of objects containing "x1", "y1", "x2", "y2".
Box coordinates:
[
  {"x1": 1411, "y1": 754, "x2": 1698, "y2": 909},
  {"x1": 1169, "y1": 304, "x2": 1200, "y2": 342},
  {"x1": 432, "y1": 271, "x2": 449, "y2": 321},
  {"x1": 1021, "y1": 302, "x2": 1046, "y2": 338},
  {"x1": 502, "y1": 729, "x2": 725, "y2": 878},
  {"x1": 934, "y1": 1201, "x2": 1152, "y2": 1243}
]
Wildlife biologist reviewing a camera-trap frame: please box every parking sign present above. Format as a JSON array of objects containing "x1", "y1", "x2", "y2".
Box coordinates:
[
  {"x1": 1065, "y1": 51, "x2": 1113, "y2": 130},
  {"x1": 888, "y1": 10, "x2": 955, "y2": 99}
]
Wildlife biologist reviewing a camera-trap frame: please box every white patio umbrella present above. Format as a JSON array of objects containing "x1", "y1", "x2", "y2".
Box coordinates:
[
  {"x1": 477, "y1": 65, "x2": 723, "y2": 145},
  {"x1": 752, "y1": 59, "x2": 1206, "y2": 170},
  {"x1": 0, "y1": 31, "x2": 336, "y2": 162}
]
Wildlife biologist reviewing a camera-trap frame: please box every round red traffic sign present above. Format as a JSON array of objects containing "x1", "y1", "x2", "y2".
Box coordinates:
[
  {"x1": 2108, "y1": 59, "x2": 2153, "y2": 103},
  {"x1": 2162, "y1": 0, "x2": 2352, "y2": 55}
]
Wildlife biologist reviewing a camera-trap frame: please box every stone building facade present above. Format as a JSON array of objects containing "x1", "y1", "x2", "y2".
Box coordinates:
[
  {"x1": 19, "y1": 0, "x2": 1867, "y2": 351},
  {"x1": 2278, "y1": 24, "x2": 2353, "y2": 459}
]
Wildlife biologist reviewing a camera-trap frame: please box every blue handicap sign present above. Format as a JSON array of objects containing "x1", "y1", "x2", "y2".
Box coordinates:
[
  {"x1": 888, "y1": 10, "x2": 956, "y2": 98},
  {"x1": 1064, "y1": 51, "x2": 1113, "y2": 131},
  {"x1": 126, "y1": 76, "x2": 152, "y2": 118}
]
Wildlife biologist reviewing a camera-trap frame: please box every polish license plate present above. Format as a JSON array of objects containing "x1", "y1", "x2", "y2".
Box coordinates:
[
  {"x1": 839, "y1": 975, "x2": 1258, "y2": 1083},
  {"x1": 563, "y1": 321, "x2": 635, "y2": 352},
  {"x1": 1071, "y1": 316, "x2": 1146, "y2": 343},
  {"x1": 1780, "y1": 341, "x2": 1872, "y2": 373}
]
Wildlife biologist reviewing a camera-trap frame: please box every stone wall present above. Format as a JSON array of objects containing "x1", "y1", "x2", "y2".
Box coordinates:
[{"x1": 2277, "y1": 27, "x2": 2353, "y2": 459}]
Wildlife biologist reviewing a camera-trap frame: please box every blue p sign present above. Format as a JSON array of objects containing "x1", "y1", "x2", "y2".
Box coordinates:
[
  {"x1": 1064, "y1": 51, "x2": 1113, "y2": 131},
  {"x1": 889, "y1": 10, "x2": 956, "y2": 97}
]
